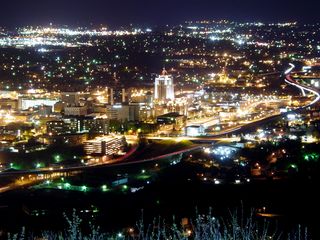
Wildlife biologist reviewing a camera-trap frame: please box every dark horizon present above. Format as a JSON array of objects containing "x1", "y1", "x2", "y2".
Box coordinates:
[{"x1": 0, "y1": 0, "x2": 320, "y2": 28}]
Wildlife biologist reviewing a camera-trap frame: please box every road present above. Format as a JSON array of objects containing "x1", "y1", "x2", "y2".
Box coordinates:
[
  {"x1": 206, "y1": 64, "x2": 320, "y2": 136},
  {"x1": 145, "y1": 136, "x2": 240, "y2": 142},
  {"x1": 186, "y1": 100, "x2": 280, "y2": 129},
  {"x1": 0, "y1": 144, "x2": 205, "y2": 193},
  {"x1": 285, "y1": 63, "x2": 320, "y2": 107},
  {"x1": 0, "y1": 145, "x2": 205, "y2": 178}
]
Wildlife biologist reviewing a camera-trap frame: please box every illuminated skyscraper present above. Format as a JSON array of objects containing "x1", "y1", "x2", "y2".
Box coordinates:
[{"x1": 154, "y1": 68, "x2": 174, "y2": 102}]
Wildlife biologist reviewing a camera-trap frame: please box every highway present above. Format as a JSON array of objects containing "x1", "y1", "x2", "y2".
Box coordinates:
[
  {"x1": 0, "y1": 145, "x2": 205, "y2": 177},
  {"x1": 0, "y1": 144, "x2": 205, "y2": 193},
  {"x1": 285, "y1": 63, "x2": 320, "y2": 107},
  {"x1": 207, "y1": 64, "x2": 320, "y2": 137}
]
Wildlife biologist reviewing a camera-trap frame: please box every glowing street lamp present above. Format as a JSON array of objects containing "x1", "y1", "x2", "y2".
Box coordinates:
[{"x1": 101, "y1": 185, "x2": 108, "y2": 192}]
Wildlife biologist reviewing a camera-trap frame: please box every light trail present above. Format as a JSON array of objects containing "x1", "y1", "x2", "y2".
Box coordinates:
[{"x1": 284, "y1": 63, "x2": 320, "y2": 107}]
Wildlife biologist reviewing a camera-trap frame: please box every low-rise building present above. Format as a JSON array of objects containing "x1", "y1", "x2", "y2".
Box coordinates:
[
  {"x1": 185, "y1": 125, "x2": 205, "y2": 137},
  {"x1": 46, "y1": 121, "x2": 65, "y2": 135},
  {"x1": 84, "y1": 136, "x2": 126, "y2": 156},
  {"x1": 106, "y1": 104, "x2": 139, "y2": 122},
  {"x1": 64, "y1": 106, "x2": 87, "y2": 116}
]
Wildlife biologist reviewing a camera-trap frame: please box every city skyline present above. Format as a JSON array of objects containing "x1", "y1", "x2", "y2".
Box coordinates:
[{"x1": 0, "y1": 2, "x2": 320, "y2": 237}]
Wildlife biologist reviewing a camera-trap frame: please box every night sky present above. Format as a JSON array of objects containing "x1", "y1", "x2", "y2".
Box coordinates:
[{"x1": 0, "y1": 0, "x2": 319, "y2": 27}]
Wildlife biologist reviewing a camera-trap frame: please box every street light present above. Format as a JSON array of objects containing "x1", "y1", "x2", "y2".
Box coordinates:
[{"x1": 101, "y1": 185, "x2": 108, "y2": 192}]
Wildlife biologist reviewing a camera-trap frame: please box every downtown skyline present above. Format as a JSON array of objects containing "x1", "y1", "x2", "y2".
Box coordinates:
[{"x1": 0, "y1": 1, "x2": 320, "y2": 238}]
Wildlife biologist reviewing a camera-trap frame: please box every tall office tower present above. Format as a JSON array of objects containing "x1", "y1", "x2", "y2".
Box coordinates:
[{"x1": 154, "y1": 68, "x2": 175, "y2": 102}]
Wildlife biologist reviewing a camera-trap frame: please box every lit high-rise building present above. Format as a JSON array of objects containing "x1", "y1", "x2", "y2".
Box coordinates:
[{"x1": 154, "y1": 68, "x2": 174, "y2": 102}]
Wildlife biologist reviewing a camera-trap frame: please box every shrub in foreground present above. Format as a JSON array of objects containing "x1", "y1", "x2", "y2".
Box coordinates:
[{"x1": 8, "y1": 209, "x2": 309, "y2": 240}]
